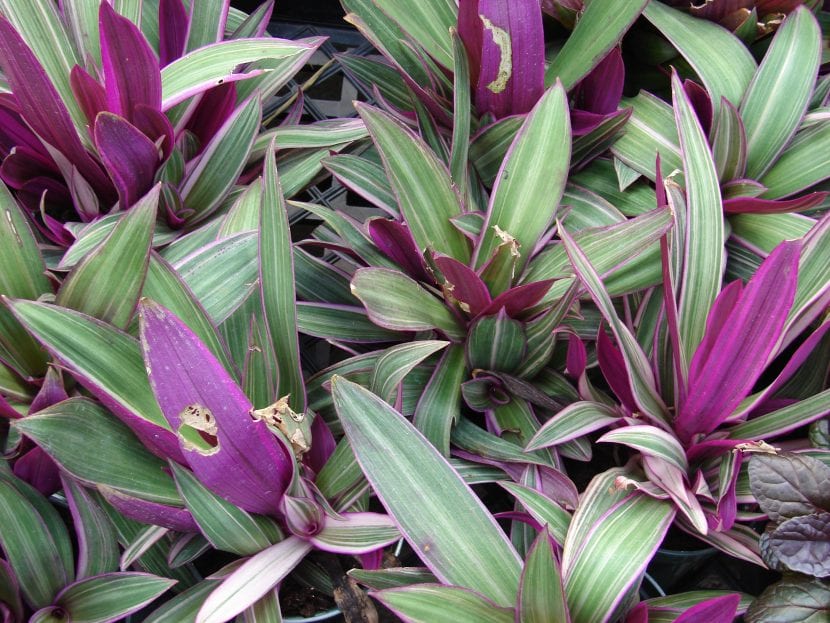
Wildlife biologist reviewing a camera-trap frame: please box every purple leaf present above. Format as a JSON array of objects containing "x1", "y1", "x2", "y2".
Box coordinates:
[
  {"x1": 570, "y1": 109, "x2": 618, "y2": 136},
  {"x1": 476, "y1": 279, "x2": 553, "y2": 318},
  {"x1": 159, "y1": 0, "x2": 189, "y2": 67},
  {"x1": 184, "y1": 83, "x2": 238, "y2": 152},
  {"x1": 94, "y1": 113, "x2": 160, "y2": 209},
  {"x1": 304, "y1": 414, "x2": 336, "y2": 475},
  {"x1": 70, "y1": 66, "x2": 107, "y2": 130},
  {"x1": 677, "y1": 240, "x2": 800, "y2": 442},
  {"x1": 723, "y1": 192, "x2": 827, "y2": 214},
  {"x1": 368, "y1": 218, "x2": 429, "y2": 282},
  {"x1": 28, "y1": 367, "x2": 68, "y2": 414},
  {"x1": 461, "y1": 0, "x2": 545, "y2": 118},
  {"x1": 432, "y1": 255, "x2": 491, "y2": 316},
  {"x1": 574, "y1": 47, "x2": 624, "y2": 115},
  {"x1": 0, "y1": 94, "x2": 49, "y2": 156},
  {"x1": 101, "y1": 488, "x2": 198, "y2": 532},
  {"x1": 683, "y1": 79, "x2": 713, "y2": 136},
  {"x1": 12, "y1": 447, "x2": 60, "y2": 496},
  {"x1": 138, "y1": 299, "x2": 293, "y2": 516},
  {"x1": 132, "y1": 105, "x2": 175, "y2": 161},
  {"x1": 566, "y1": 333, "x2": 586, "y2": 378},
  {"x1": 596, "y1": 329, "x2": 637, "y2": 413},
  {"x1": 0, "y1": 17, "x2": 113, "y2": 199},
  {"x1": 99, "y1": 2, "x2": 162, "y2": 123},
  {"x1": 674, "y1": 593, "x2": 741, "y2": 623},
  {"x1": 769, "y1": 512, "x2": 830, "y2": 577},
  {"x1": 0, "y1": 146, "x2": 59, "y2": 189}
]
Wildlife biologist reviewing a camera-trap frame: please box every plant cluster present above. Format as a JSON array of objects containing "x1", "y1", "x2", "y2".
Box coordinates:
[{"x1": 0, "y1": 0, "x2": 828, "y2": 622}]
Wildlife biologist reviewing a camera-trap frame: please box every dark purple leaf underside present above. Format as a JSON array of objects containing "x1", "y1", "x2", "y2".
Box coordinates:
[
  {"x1": 433, "y1": 254, "x2": 491, "y2": 316},
  {"x1": 184, "y1": 83, "x2": 238, "y2": 151},
  {"x1": 723, "y1": 192, "x2": 827, "y2": 214},
  {"x1": 99, "y1": 2, "x2": 162, "y2": 124},
  {"x1": 469, "y1": 0, "x2": 545, "y2": 118},
  {"x1": 596, "y1": 329, "x2": 636, "y2": 412},
  {"x1": 368, "y1": 219, "x2": 429, "y2": 282},
  {"x1": 683, "y1": 79, "x2": 713, "y2": 136},
  {"x1": 0, "y1": 18, "x2": 113, "y2": 198},
  {"x1": 138, "y1": 300, "x2": 293, "y2": 516},
  {"x1": 477, "y1": 280, "x2": 553, "y2": 318},
  {"x1": 677, "y1": 240, "x2": 800, "y2": 442},
  {"x1": 101, "y1": 488, "x2": 198, "y2": 532},
  {"x1": 575, "y1": 47, "x2": 624, "y2": 115},
  {"x1": 70, "y1": 66, "x2": 107, "y2": 129},
  {"x1": 159, "y1": 0, "x2": 189, "y2": 67},
  {"x1": 94, "y1": 113, "x2": 159, "y2": 209},
  {"x1": 673, "y1": 593, "x2": 741, "y2": 623}
]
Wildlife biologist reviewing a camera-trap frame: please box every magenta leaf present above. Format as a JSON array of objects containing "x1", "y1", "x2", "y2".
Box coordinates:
[
  {"x1": 69, "y1": 66, "x2": 107, "y2": 130},
  {"x1": 476, "y1": 279, "x2": 553, "y2": 318},
  {"x1": 566, "y1": 333, "x2": 587, "y2": 378},
  {"x1": 132, "y1": 105, "x2": 175, "y2": 160},
  {"x1": 184, "y1": 83, "x2": 238, "y2": 152},
  {"x1": 12, "y1": 447, "x2": 60, "y2": 496},
  {"x1": 368, "y1": 218, "x2": 429, "y2": 282},
  {"x1": 94, "y1": 113, "x2": 160, "y2": 209},
  {"x1": 101, "y1": 488, "x2": 198, "y2": 532},
  {"x1": 683, "y1": 79, "x2": 713, "y2": 136},
  {"x1": 0, "y1": 17, "x2": 113, "y2": 198},
  {"x1": 574, "y1": 47, "x2": 624, "y2": 116},
  {"x1": 432, "y1": 254, "x2": 491, "y2": 316},
  {"x1": 674, "y1": 593, "x2": 741, "y2": 623},
  {"x1": 596, "y1": 329, "x2": 637, "y2": 413},
  {"x1": 159, "y1": 0, "x2": 189, "y2": 67},
  {"x1": 723, "y1": 192, "x2": 827, "y2": 214},
  {"x1": 677, "y1": 240, "x2": 801, "y2": 442},
  {"x1": 99, "y1": 2, "x2": 162, "y2": 123},
  {"x1": 138, "y1": 299, "x2": 294, "y2": 516},
  {"x1": 461, "y1": 0, "x2": 545, "y2": 118}
]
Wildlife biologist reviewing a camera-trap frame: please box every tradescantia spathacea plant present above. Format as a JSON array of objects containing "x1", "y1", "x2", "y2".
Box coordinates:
[{"x1": 3, "y1": 142, "x2": 407, "y2": 621}]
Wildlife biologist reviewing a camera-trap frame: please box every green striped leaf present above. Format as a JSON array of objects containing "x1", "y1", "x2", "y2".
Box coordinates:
[
  {"x1": 500, "y1": 482, "x2": 571, "y2": 546},
  {"x1": 348, "y1": 567, "x2": 437, "y2": 591},
  {"x1": 185, "y1": 0, "x2": 225, "y2": 51},
  {"x1": 170, "y1": 463, "x2": 274, "y2": 556},
  {"x1": 218, "y1": 182, "x2": 261, "y2": 236},
  {"x1": 160, "y1": 39, "x2": 319, "y2": 109},
  {"x1": 252, "y1": 119, "x2": 368, "y2": 155},
  {"x1": 562, "y1": 469, "x2": 675, "y2": 623},
  {"x1": 144, "y1": 580, "x2": 220, "y2": 623},
  {"x1": 172, "y1": 232, "x2": 259, "y2": 327},
  {"x1": 56, "y1": 573, "x2": 176, "y2": 623},
  {"x1": 728, "y1": 387, "x2": 830, "y2": 440},
  {"x1": 525, "y1": 401, "x2": 619, "y2": 450},
  {"x1": 786, "y1": 216, "x2": 830, "y2": 341},
  {"x1": 672, "y1": 72, "x2": 725, "y2": 362},
  {"x1": 62, "y1": 0, "x2": 102, "y2": 67},
  {"x1": 375, "y1": 585, "x2": 514, "y2": 623},
  {"x1": 546, "y1": 0, "x2": 647, "y2": 90},
  {"x1": 62, "y1": 477, "x2": 120, "y2": 579},
  {"x1": 260, "y1": 145, "x2": 305, "y2": 411},
  {"x1": 452, "y1": 417, "x2": 550, "y2": 467},
  {"x1": 449, "y1": 30, "x2": 471, "y2": 203},
  {"x1": 466, "y1": 313, "x2": 526, "y2": 374},
  {"x1": 611, "y1": 92, "x2": 682, "y2": 182},
  {"x1": 14, "y1": 398, "x2": 181, "y2": 505},
  {"x1": 523, "y1": 207, "x2": 672, "y2": 307},
  {"x1": 370, "y1": 340, "x2": 448, "y2": 404},
  {"x1": 356, "y1": 103, "x2": 469, "y2": 262},
  {"x1": 8, "y1": 301, "x2": 167, "y2": 430},
  {"x1": 643, "y1": 1, "x2": 756, "y2": 110},
  {"x1": 711, "y1": 98, "x2": 747, "y2": 182},
  {"x1": 740, "y1": 7, "x2": 821, "y2": 180},
  {"x1": 296, "y1": 303, "x2": 401, "y2": 342},
  {"x1": 197, "y1": 537, "x2": 313, "y2": 623},
  {"x1": 293, "y1": 250, "x2": 356, "y2": 306},
  {"x1": 760, "y1": 123, "x2": 830, "y2": 198},
  {"x1": 370, "y1": 0, "x2": 456, "y2": 69},
  {"x1": 332, "y1": 377, "x2": 522, "y2": 606},
  {"x1": 475, "y1": 83, "x2": 570, "y2": 273},
  {"x1": 729, "y1": 213, "x2": 814, "y2": 254},
  {"x1": 598, "y1": 425, "x2": 688, "y2": 472},
  {"x1": 518, "y1": 529, "x2": 568, "y2": 623},
  {"x1": 0, "y1": 181, "x2": 49, "y2": 376},
  {"x1": 559, "y1": 227, "x2": 668, "y2": 424},
  {"x1": 414, "y1": 344, "x2": 466, "y2": 457},
  {"x1": 0, "y1": 478, "x2": 72, "y2": 608},
  {"x1": 469, "y1": 116, "x2": 524, "y2": 186},
  {"x1": 336, "y1": 54, "x2": 413, "y2": 112},
  {"x1": 351, "y1": 268, "x2": 465, "y2": 340},
  {"x1": 180, "y1": 96, "x2": 260, "y2": 224},
  {"x1": 142, "y1": 253, "x2": 236, "y2": 377},
  {"x1": 57, "y1": 187, "x2": 157, "y2": 329},
  {"x1": 322, "y1": 154, "x2": 398, "y2": 216}
]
